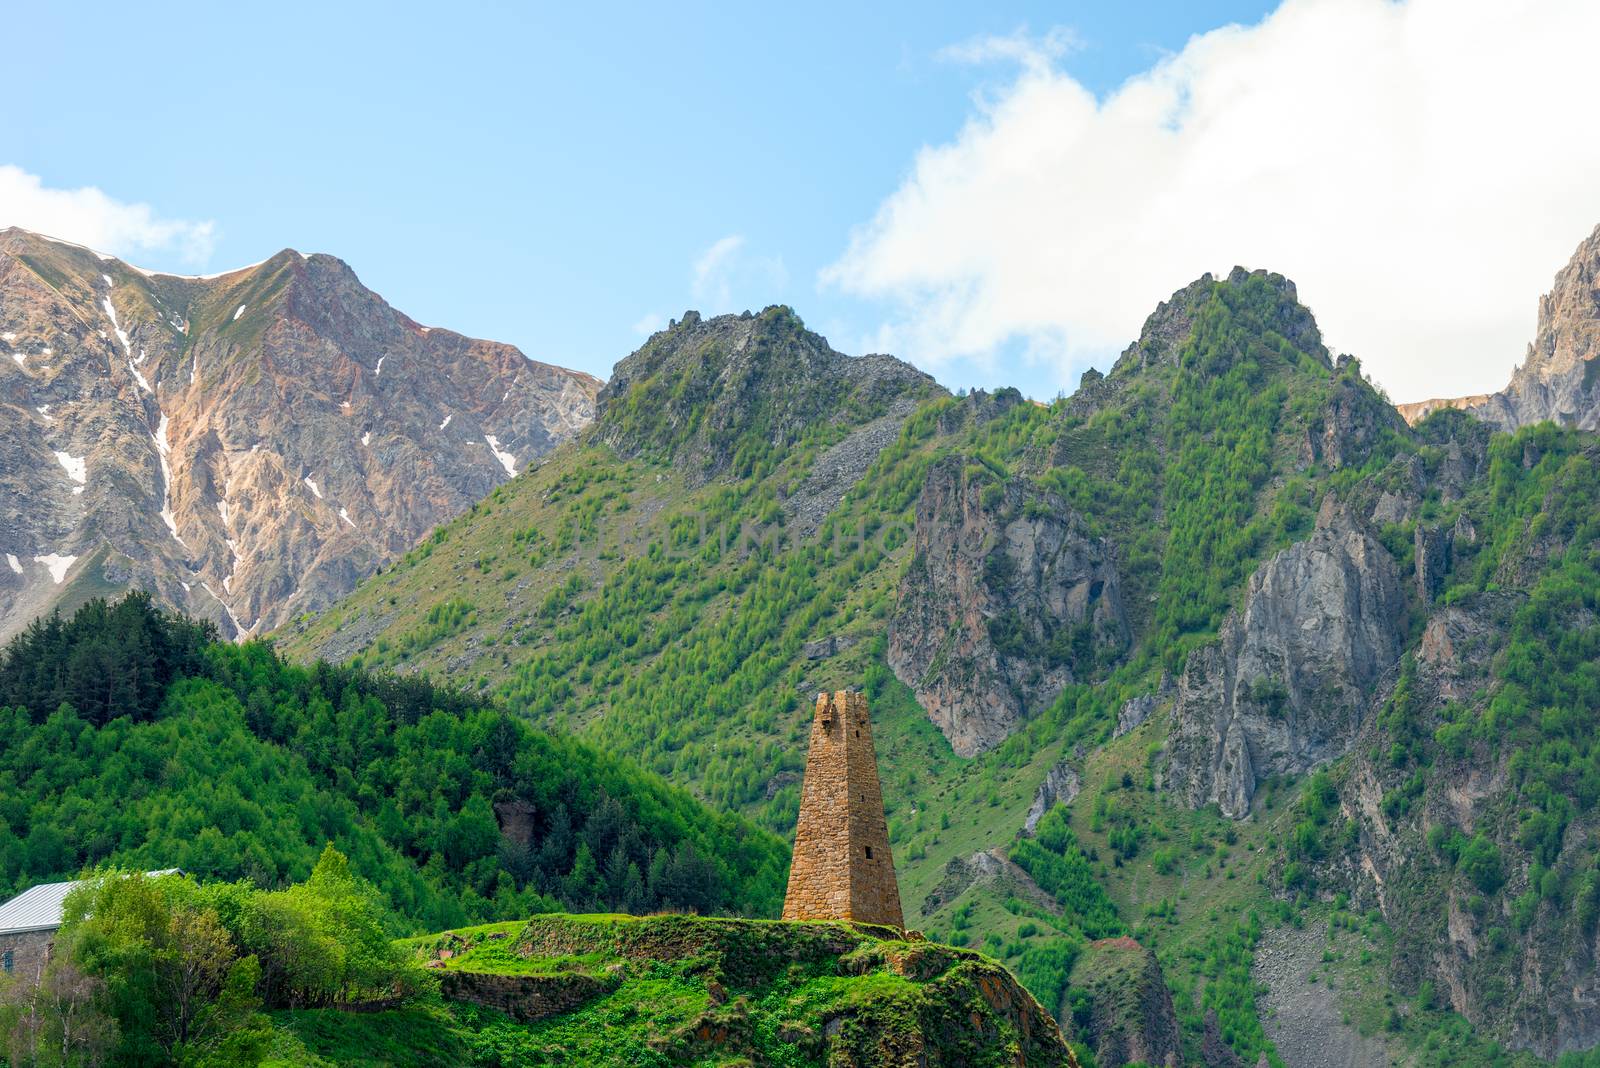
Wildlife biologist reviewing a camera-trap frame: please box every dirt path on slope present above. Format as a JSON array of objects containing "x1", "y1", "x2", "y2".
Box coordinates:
[{"x1": 1253, "y1": 922, "x2": 1394, "y2": 1068}]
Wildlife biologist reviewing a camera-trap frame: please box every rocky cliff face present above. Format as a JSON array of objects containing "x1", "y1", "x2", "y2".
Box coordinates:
[
  {"x1": 921, "y1": 847, "x2": 1061, "y2": 919},
  {"x1": 0, "y1": 228, "x2": 598, "y2": 638},
  {"x1": 1303, "y1": 588, "x2": 1589, "y2": 1058},
  {"x1": 1166, "y1": 496, "x2": 1408, "y2": 817},
  {"x1": 1474, "y1": 223, "x2": 1600, "y2": 431},
  {"x1": 1300, "y1": 363, "x2": 1411, "y2": 470},
  {"x1": 1254, "y1": 430, "x2": 1600, "y2": 1058},
  {"x1": 889, "y1": 454, "x2": 1128, "y2": 756},
  {"x1": 1399, "y1": 222, "x2": 1600, "y2": 430}
]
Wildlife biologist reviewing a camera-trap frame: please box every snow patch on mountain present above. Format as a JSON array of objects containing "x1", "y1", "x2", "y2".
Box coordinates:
[
  {"x1": 485, "y1": 434, "x2": 517, "y2": 476},
  {"x1": 33, "y1": 554, "x2": 76, "y2": 584}
]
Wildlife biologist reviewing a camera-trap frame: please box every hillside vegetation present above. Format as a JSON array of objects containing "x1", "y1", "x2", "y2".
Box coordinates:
[
  {"x1": 280, "y1": 276, "x2": 1600, "y2": 1066},
  {"x1": 1, "y1": 864, "x2": 1075, "y2": 1067},
  {"x1": 0, "y1": 594, "x2": 787, "y2": 928}
]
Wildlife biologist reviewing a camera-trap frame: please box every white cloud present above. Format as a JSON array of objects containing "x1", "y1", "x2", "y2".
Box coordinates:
[
  {"x1": 691, "y1": 233, "x2": 788, "y2": 312},
  {"x1": 631, "y1": 311, "x2": 667, "y2": 336},
  {"x1": 693, "y1": 235, "x2": 746, "y2": 298},
  {"x1": 0, "y1": 164, "x2": 216, "y2": 266},
  {"x1": 938, "y1": 25, "x2": 1081, "y2": 72},
  {"x1": 825, "y1": 0, "x2": 1600, "y2": 403}
]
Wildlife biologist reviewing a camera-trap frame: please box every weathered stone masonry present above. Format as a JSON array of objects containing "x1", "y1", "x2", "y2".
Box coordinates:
[
  {"x1": 0, "y1": 929, "x2": 53, "y2": 983},
  {"x1": 783, "y1": 690, "x2": 905, "y2": 929}
]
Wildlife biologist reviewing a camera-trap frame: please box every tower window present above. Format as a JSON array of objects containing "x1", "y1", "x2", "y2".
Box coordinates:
[
  {"x1": 854, "y1": 729, "x2": 860, "y2": 738},
  {"x1": 2, "y1": 950, "x2": 11, "y2": 973},
  {"x1": 864, "y1": 846, "x2": 873, "y2": 859}
]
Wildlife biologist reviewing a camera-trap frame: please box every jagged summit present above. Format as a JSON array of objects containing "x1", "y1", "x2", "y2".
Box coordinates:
[
  {"x1": 0, "y1": 227, "x2": 599, "y2": 639},
  {"x1": 1397, "y1": 221, "x2": 1600, "y2": 430},
  {"x1": 593, "y1": 304, "x2": 941, "y2": 476},
  {"x1": 1473, "y1": 221, "x2": 1600, "y2": 430},
  {"x1": 1111, "y1": 266, "x2": 1329, "y2": 380}
]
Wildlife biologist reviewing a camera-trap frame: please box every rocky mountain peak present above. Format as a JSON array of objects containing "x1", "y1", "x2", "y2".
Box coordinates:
[
  {"x1": 1110, "y1": 273, "x2": 1217, "y2": 376},
  {"x1": 1524, "y1": 221, "x2": 1600, "y2": 381},
  {"x1": 1112, "y1": 267, "x2": 1329, "y2": 382},
  {"x1": 1468, "y1": 221, "x2": 1600, "y2": 430},
  {"x1": 1398, "y1": 221, "x2": 1600, "y2": 430},
  {"x1": 592, "y1": 305, "x2": 940, "y2": 475},
  {"x1": 0, "y1": 228, "x2": 600, "y2": 639}
]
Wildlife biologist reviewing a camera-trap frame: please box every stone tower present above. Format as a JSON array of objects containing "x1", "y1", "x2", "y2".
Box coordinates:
[{"x1": 782, "y1": 690, "x2": 905, "y2": 929}]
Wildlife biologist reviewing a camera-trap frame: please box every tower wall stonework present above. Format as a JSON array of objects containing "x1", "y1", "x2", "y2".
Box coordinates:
[{"x1": 782, "y1": 690, "x2": 905, "y2": 929}]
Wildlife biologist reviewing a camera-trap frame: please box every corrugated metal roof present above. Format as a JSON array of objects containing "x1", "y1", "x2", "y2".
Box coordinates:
[{"x1": 0, "y1": 871, "x2": 182, "y2": 936}]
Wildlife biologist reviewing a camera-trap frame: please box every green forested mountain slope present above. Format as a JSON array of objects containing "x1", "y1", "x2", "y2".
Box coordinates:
[
  {"x1": 0, "y1": 594, "x2": 787, "y2": 929},
  {"x1": 280, "y1": 274, "x2": 1600, "y2": 1065},
  {"x1": 285, "y1": 278, "x2": 1376, "y2": 816}
]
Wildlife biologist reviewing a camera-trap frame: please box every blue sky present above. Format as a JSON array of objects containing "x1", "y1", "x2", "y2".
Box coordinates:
[
  {"x1": 8, "y1": 1, "x2": 1600, "y2": 402},
  {"x1": 4, "y1": 1, "x2": 1275, "y2": 396}
]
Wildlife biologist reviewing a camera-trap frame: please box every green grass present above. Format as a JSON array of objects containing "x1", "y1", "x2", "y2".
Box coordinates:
[
  {"x1": 273, "y1": 1006, "x2": 470, "y2": 1068},
  {"x1": 397, "y1": 922, "x2": 612, "y2": 976},
  {"x1": 289, "y1": 913, "x2": 1069, "y2": 1067}
]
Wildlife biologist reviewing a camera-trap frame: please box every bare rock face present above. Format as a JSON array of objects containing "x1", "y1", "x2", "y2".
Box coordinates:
[
  {"x1": 1114, "y1": 678, "x2": 1173, "y2": 740},
  {"x1": 1166, "y1": 497, "x2": 1407, "y2": 817},
  {"x1": 889, "y1": 455, "x2": 1128, "y2": 756},
  {"x1": 1398, "y1": 222, "x2": 1600, "y2": 430},
  {"x1": 1108, "y1": 273, "x2": 1218, "y2": 376},
  {"x1": 1024, "y1": 761, "x2": 1081, "y2": 833},
  {"x1": 1473, "y1": 223, "x2": 1600, "y2": 430},
  {"x1": 1329, "y1": 593, "x2": 1600, "y2": 1060},
  {"x1": 1411, "y1": 511, "x2": 1479, "y2": 603},
  {"x1": 0, "y1": 228, "x2": 599, "y2": 639}
]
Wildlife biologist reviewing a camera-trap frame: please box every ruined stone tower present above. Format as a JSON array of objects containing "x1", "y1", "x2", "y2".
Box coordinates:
[{"x1": 782, "y1": 690, "x2": 905, "y2": 929}]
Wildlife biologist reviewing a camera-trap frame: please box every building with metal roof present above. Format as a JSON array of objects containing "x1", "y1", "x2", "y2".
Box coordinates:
[{"x1": 0, "y1": 870, "x2": 180, "y2": 979}]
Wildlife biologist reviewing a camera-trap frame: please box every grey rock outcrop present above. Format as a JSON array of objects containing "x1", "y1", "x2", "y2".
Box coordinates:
[
  {"x1": 935, "y1": 387, "x2": 1025, "y2": 435},
  {"x1": 889, "y1": 455, "x2": 1128, "y2": 756},
  {"x1": 1369, "y1": 490, "x2": 1412, "y2": 526},
  {"x1": 1024, "y1": 761, "x2": 1081, "y2": 833},
  {"x1": 0, "y1": 228, "x2": 598, "y2": 639},
  {"x1": 1114, "y1": 679, "x2": 1172, "y2": 739},
  {"x1": 801, "y1": 635, "x2": 858, "y2": 661},
  {"x1": 1474, "y1": 223, "x2": 1600, "y2": 430},
  {"x1": 1109, "y1": 273, "x2": 1221, "y2": 376},
  {"x1": 1398, "y1": 222, "x2": 1600, "y2": 431},
  {"x1": 1415, "y1": 523, "x2": 1453, "y2": 600},
  {"x1": 1412, "y1": 511, "x2": 1479, "y2": 602},
  {"x1": 1166, "y1": 496, "x2": 1407, "y2": 817},
  {"x1": 1299, "y1": 367, "x2": 1409, "y2": 471}
]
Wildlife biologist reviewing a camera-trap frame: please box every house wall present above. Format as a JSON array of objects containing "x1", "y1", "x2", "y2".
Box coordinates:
[{"x1": 0, "y1": 929, "x2": 55, "y2": 983}]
